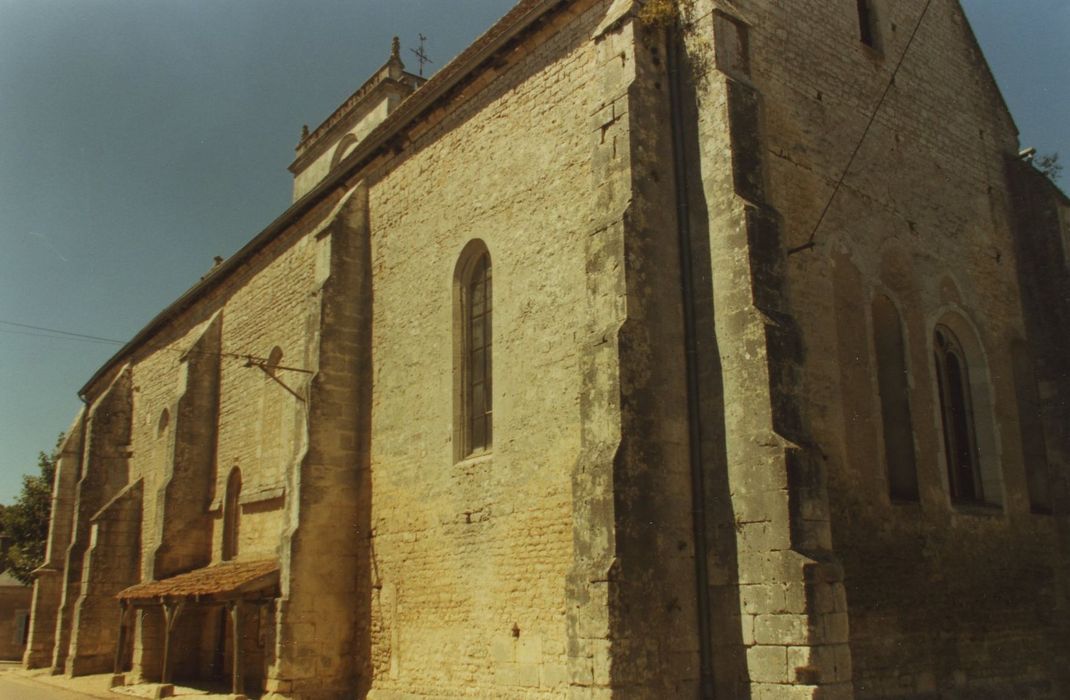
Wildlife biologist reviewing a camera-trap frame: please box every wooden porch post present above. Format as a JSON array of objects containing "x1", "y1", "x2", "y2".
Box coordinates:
[
  {"x1": 113, "y1": 601, "x2": 129, "y2": 675},
  {"x1": 230, "y1": 600, "x2": 244, "y2": 696},
  {"x1": 160, "y1": 599, "x2": 184, "y2": 684}
]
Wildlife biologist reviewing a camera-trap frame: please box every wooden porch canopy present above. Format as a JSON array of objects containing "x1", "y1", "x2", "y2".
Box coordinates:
[
  {"x1": 114, "y1": 559, "x2": 280, "y2": 695},
  {"x1": 118, "y1": 559, "x2": 279, "y2": 603}
]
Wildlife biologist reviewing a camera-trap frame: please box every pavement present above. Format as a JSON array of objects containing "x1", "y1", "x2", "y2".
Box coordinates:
[
  {"x1": 0, "y1": 662, "x2": 114, "y2": 699},
  {"x1": 0, "y1": 663, "x2": 241, "y2": 699}
]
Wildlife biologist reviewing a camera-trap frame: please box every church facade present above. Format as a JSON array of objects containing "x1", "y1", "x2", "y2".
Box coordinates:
[{"x1": 25, "y1": 1, "x2": 1070, "y2": 698}]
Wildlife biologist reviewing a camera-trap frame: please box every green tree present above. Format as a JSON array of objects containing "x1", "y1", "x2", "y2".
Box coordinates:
[{"x1": 2, "y1": 436, "x2": 60, "y2": 584}]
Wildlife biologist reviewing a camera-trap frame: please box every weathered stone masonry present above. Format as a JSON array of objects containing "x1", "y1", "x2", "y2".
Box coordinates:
[{"x1": 25, "y1": 1, "x2": 1070, "y2": 698}]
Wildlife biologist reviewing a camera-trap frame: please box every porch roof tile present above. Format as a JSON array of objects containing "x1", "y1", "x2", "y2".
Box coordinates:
[{"x1": 117, "y1": 559, "x2": 279, "y2": 601}]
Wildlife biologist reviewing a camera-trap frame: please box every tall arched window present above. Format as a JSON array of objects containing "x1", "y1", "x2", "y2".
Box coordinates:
[
  {"x1": 872, "y1": 295, "x2": 918, "y2": 501},
  {"x1": 454, "y1": 241, "x2": 492, "y2": 459},
  {"x1": 856, "y1": 0, "x2": 879, "y2": 49},
  {"x1": 157, "y1": 408, "x2": 170, "y2": 438},
  {"x1": 933, "y1": 326, "x2": 983, "y2": 503},
  {"x1": 222, "y1": 468, "x2": 242, "y2": 561}
]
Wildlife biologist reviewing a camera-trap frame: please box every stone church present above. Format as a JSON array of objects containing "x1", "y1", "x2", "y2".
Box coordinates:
[{"x1": 23, "y1": 0, "x2": 1070, "y2": 698}]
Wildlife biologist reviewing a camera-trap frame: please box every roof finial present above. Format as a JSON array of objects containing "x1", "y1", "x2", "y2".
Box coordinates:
[
  {"x1": 391, "y1": 36, "x2": 401, "y2": 61},
  {"x1": 410, "y1": 34, "x2": 432, "y2": 77},
  {"x1": 300, "y1": 124, "x2": 309, "y2": 141}
]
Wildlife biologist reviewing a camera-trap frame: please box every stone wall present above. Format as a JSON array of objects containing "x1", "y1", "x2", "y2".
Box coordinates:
[
  {"x1": 355, "y1": 0, "x2": 713, "y2": 696},
  {"x1": 694, "y1": 0, "x2": 1070, "y2": 696},
  {"x1": 23, "y1": 412, "x2": 83, "y2": 668},
  {"x1": 121, "y1": 188, "x2": 345, "y2": 686},
  {"x1": 363, "y1": 2, "x2": 604, "y2": 694},
  {"x1": 0, "y1": 584, "x2": 32, "y2": 661},
  {"x1": 34, "y1": 150, "x2": 350, "y2": 688},
  {"x1": 26, "y1": 0, "x2": 1068, "y2": 697},
  {"x1": 150, "y1": 315, "x2": 221, "y2": 579},
  {"x1": 66, "y1": 479, "x2": 143, "y2": 675},
  {"x1": 267, "y1": 184, "x2": 371, "y2": 697},
  {"x1": 1005, "y1": 159, "x2": 1070, "y2": 697},
  {"x1": 53, "y1": 367, "x2": 133, "y2": 674},
  {"x1": 293, "y1": 98, "x2": 391, "y2": 201}
]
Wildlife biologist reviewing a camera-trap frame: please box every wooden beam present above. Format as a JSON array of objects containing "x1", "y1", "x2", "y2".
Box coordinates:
[
  {"x1": 230, "y1": 600, "x2": 244, "y2": 696},
  {"x1": 160, "y1": 600, "x2": 184, "y2": 684},
  {"x1": 113, "y1": 601, "x2": 129, "y2": 675}
]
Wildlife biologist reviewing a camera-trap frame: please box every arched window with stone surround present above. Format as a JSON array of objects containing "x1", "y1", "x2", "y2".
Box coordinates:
[
  {"x1": 222, "y1": 468, "x2": 242, "y2": 561},
  {"x1": 454, "y1": 240, "x2": 492, "y2": 459},
  {"x1": 933, "y1": 325, "x2": 984, "y2": 503},
  {"x1": 872, "y1": 294, "x2": 918, "y2": 501}
]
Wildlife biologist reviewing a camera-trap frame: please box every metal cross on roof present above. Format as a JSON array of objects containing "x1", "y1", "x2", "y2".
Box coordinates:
[{"x1": 410, "y1": 33, "x2": 433, "y2": 77}]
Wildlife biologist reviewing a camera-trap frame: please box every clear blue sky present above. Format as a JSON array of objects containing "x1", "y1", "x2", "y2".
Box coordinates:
[{"x1": 0, "y1": 1, "x2": 1066, "y2": 504}]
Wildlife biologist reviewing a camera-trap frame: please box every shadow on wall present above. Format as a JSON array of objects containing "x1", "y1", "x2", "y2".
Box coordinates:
[{"x1": 677, "y1": 38, "x2": 751, "y2": 700}]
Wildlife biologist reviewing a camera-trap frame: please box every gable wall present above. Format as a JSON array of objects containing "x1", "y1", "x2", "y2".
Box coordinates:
[{"x1": 711, "y1": 0, "x2": 1068, "y2": 696}]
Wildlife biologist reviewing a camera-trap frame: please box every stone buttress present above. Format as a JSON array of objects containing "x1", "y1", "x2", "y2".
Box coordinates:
[{"x1": 267, "y1": 183, "x2": 372, "y2": 698}]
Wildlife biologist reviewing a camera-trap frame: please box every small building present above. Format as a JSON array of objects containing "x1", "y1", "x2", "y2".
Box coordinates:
[
  {"x1": 0, "y1": 570, "x2": 32, "y2": 661},
  {"x1": 22, "y1": 1, "x2": 1070, "y2": 698}
]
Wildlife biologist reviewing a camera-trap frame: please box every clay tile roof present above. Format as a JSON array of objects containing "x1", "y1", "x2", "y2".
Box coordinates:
[{"x1": 117, "y1": 560, "x2": 279, "y2": 601}]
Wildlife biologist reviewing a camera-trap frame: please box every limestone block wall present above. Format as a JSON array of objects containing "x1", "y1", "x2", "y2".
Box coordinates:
[
  {"x1": 266, "y1": 185, "x2": 372, "y2": 698},
  {"x1": 703, "y1": 0, "x2": 1070, "y2": 696},
  {"x1": 150, "y1": 315, "x2": 221, "y2": 579},
  {"x1": 358, "y1": 0, "x2": 704, "y2": 696},
  {"x1": 207, "y1": 226, "x2": 324, "y2": 540},
  {"x1": 35, "y1": 162, "x2": 345, "y2": 686},
  {"x1": 24, "y1": 412, "x2": 83, "y2": 668},
  {"x1": 53, "y1": 367, "x2": 133, "y2": 673},
  {"x1": 291, "y1": 49, "x2": 423, "y2": 203},
  {"x1": 1005, "y1": 160, "x2": 1070, "y2": 696},
  {"x1": 670, "y1": 2, "x2": 855, "y2": 696},
  {"x1": 30, "y1": 1, "x2": 1068, "y2": 697},
  {"x1": 1006, "y1": 161, "x2": 1070, "y2": 495},
  {"x1": 126, "y1": 192, "x2": 343, "y2": 685},
  {"x1": 121, "y1": 309, "x2": 240, "y2": 588},
  {"x1": 292, "y1": 97, "x2": 394, "y2": 202},
  {"x1": 597, "y1": 16, "x2": 714, "y2": 699},
  {"x1": 126, "y1": 323, "x2": 205, "y2": 580},
  {"x1": 66, "y1": 479, "x2": 143, "y2": 676}
]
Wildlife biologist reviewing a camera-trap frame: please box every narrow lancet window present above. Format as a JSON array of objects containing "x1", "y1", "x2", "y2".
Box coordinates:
[
  {"x1": 466, "y1": 252, "x2": 493, "y2": 454},
  {"x1": 222, "y1": 468, "x2": 242, "y2": 561},
  {"x1": 934, "y1": 327, "x2": 982, "y2": 503},
  {"x1": 454, "y1": 241, "x2": 493, "y2": 460},
  {"x1": 857, "y1": 0, "x2": 878, "y2": 49},
  {"x1": 872, "y1": 295, "x2": 918, "y2": 501}
]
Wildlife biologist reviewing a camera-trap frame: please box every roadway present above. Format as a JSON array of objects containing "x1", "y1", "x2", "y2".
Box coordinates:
[{"x1": 0, "y1": 670, "x2": 108, "y2": 700}]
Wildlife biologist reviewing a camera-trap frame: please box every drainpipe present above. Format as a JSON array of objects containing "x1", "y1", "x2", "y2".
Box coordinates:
[{"x1": 666, "y1": 23, "x2": 716, "y2": 700}]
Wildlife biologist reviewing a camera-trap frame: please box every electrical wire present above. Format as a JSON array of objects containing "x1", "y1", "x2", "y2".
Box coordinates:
[
  {"x1": 0, "y1": 319, "x2": 126, "y2": 345},
  {"x1": 0, "y1": 318, "x2": 312, "y2": 373},
  {"x1": 0, "y1": 328, "x2": 124, "y2": 346},
  {"x1": 788, "y1": 0, "x2": 935, "y2": 255}
]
